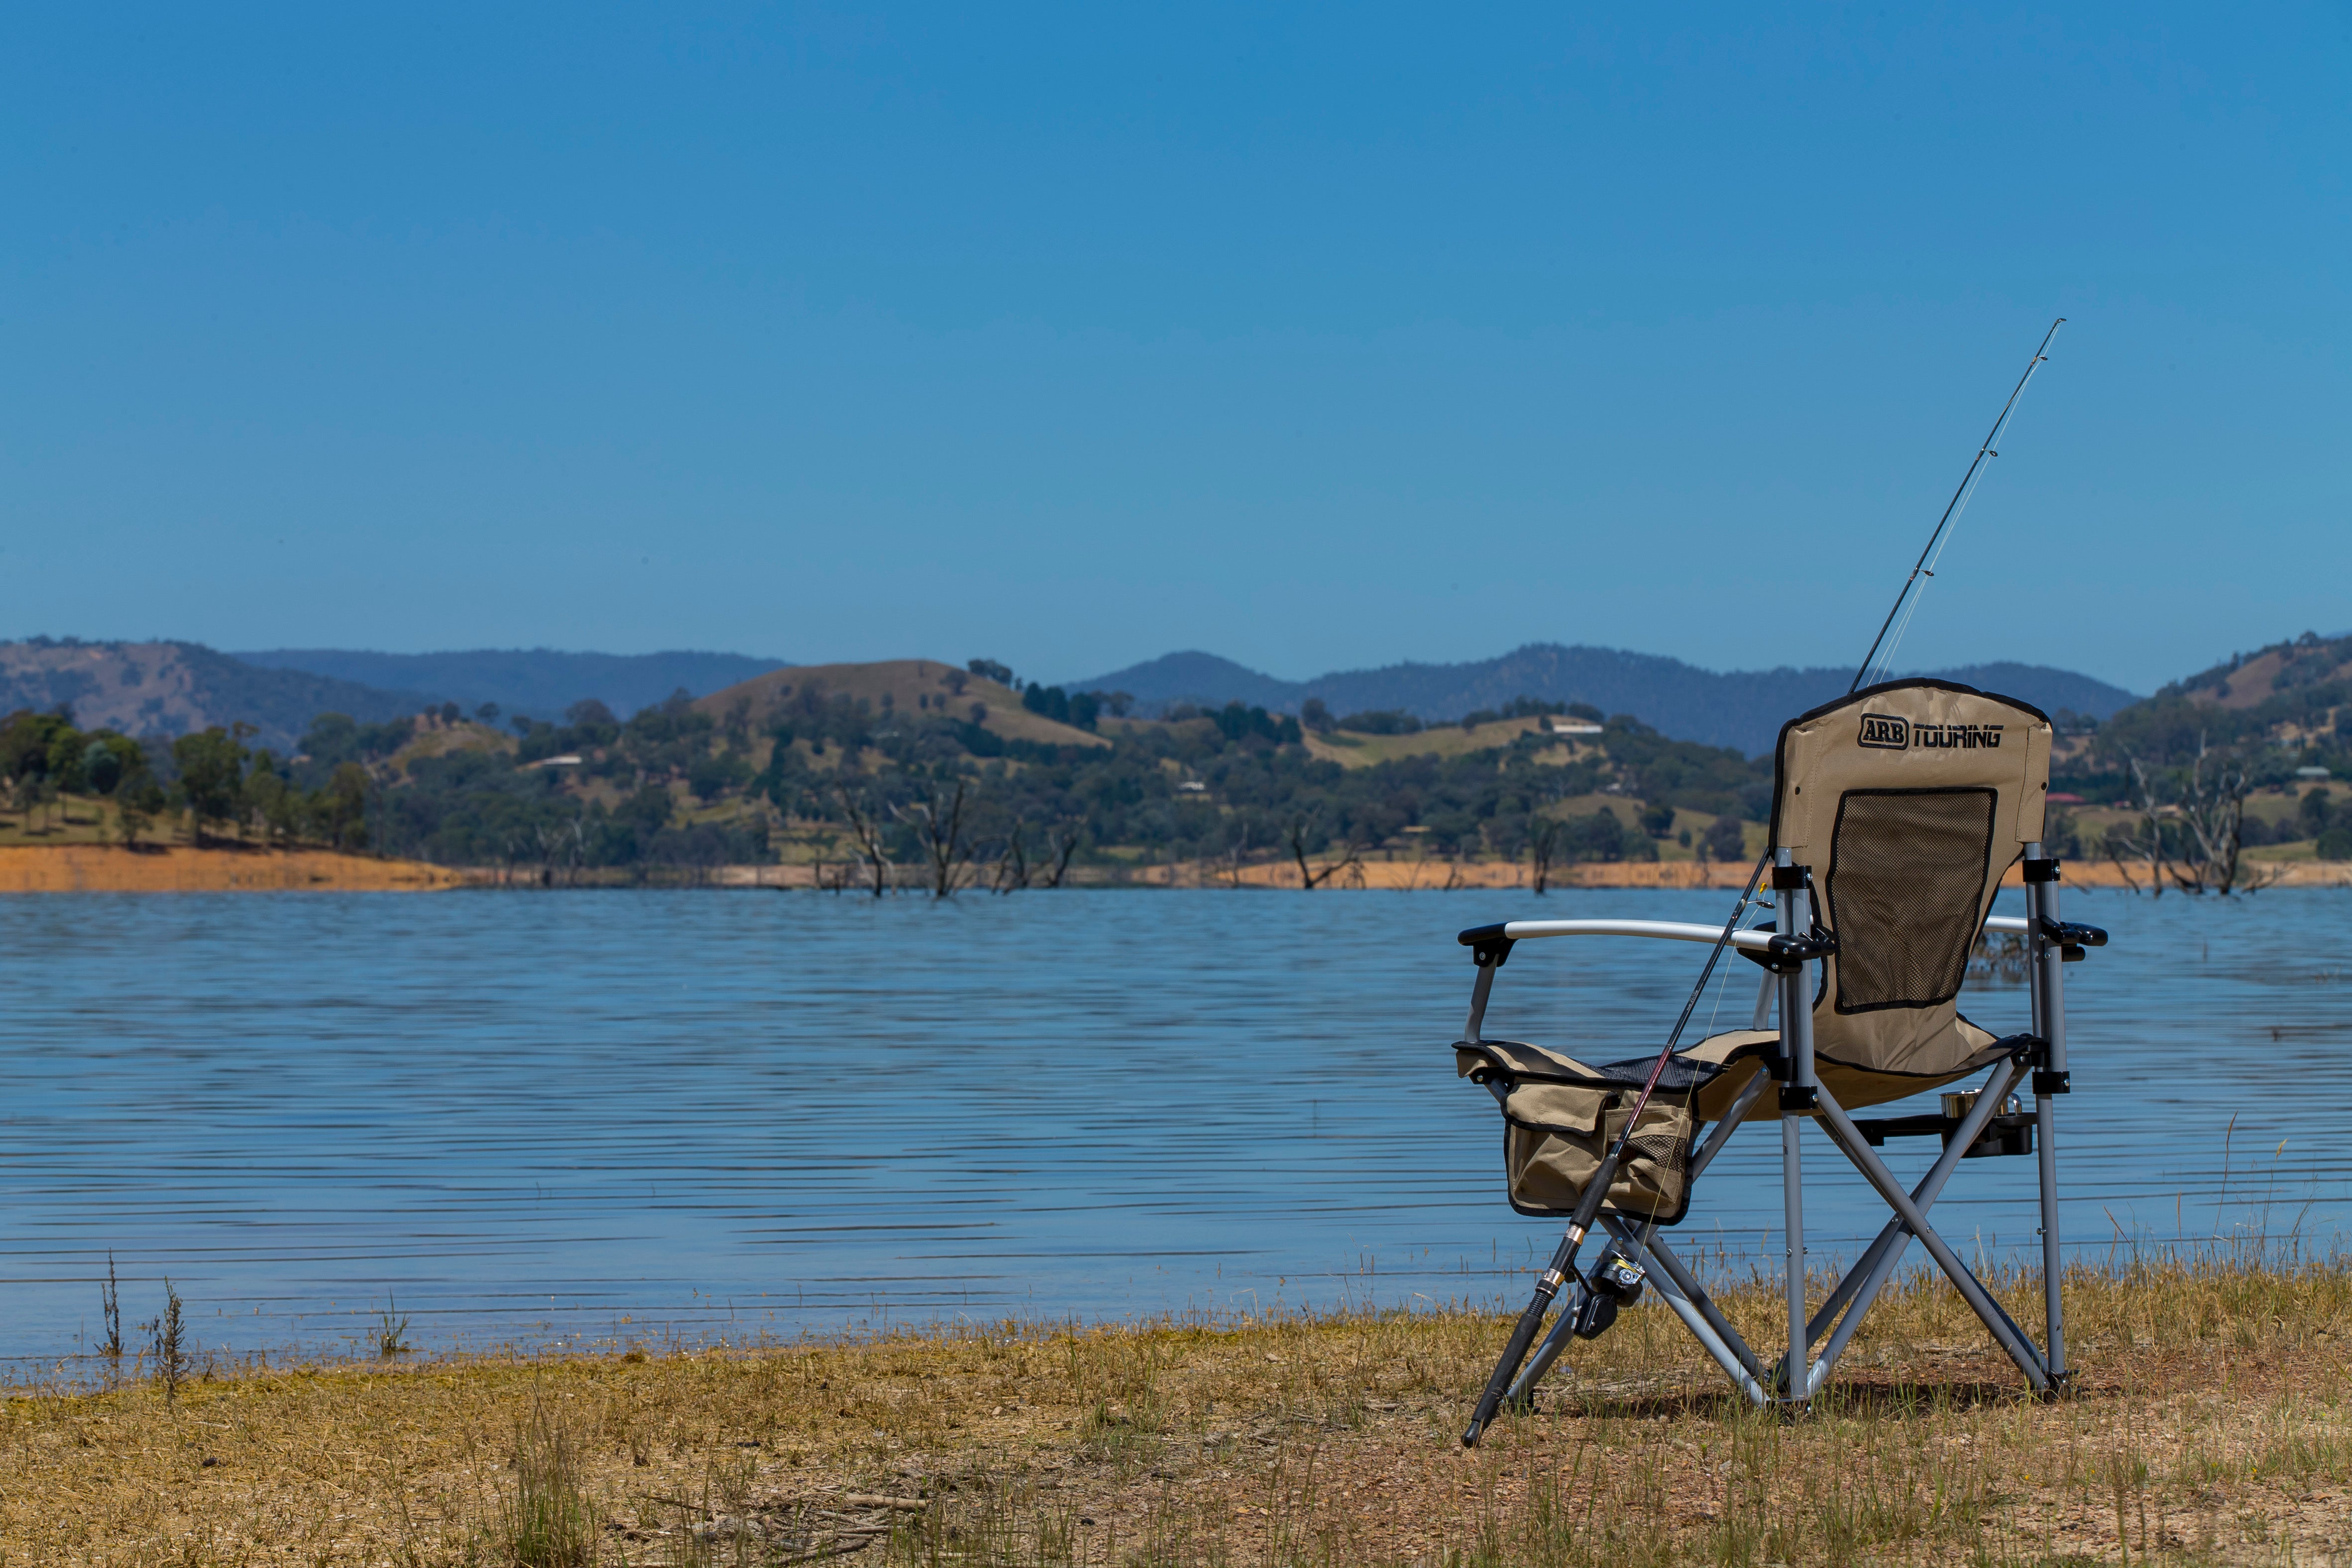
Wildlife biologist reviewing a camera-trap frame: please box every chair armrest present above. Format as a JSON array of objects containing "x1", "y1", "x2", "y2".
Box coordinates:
[
  {"x1": 1457, "y1": 919, "x2": 1778, "y2": 953},
  {"x1": 1981, "y1": 914, "x2": 2109, "y2": 948},
  {"x1": 1454, "y1": 914, "x2": 2110, "y2": 957}
]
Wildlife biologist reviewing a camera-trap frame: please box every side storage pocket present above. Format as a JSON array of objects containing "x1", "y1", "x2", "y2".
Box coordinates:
[
  {"x1": 1600, "y1": 1100, "x2": 1697, "y2": 1224},
  {"x1": 1501, "y1": 1087, "x2": 1698, "y2": 1225}
]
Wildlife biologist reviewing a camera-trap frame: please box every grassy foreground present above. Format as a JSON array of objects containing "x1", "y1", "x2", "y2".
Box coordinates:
[{"x1": 4, "y1": 1258, "x2": 2347, "y2": 1567}]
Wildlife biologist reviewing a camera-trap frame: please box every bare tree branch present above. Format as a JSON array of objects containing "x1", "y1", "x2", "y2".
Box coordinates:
[
  {"x1": 835, "y1": 783, "x2": 892, "y2": 897},
  {"x1": 2108, "y1": 737, "x2": 2276, "y2": 896},
  {"x1": 2167, "y1": 735, "x2": 2268, "y2": 895},
  {"x1": 2103, "y1": 756, "x2": 2169, "y2": 898},
  {"x1": 1223, "y1": 819, "x2": 1253, "y2": 888},
  {"x1": 1288, "y1": 810, "x2": 1361, "y2": 891},
  {"x1": 1043, "y1": 821, "x2": 1081, "y2": 888},
  {"x1": 991, "y1": 822, "x2": 1030, "y2": 894},
  {"x1": 895, "y1": 779, "x2": 972, "y2": 898},
  {"x1": 1527, "y1": 815, "x2": 1561, "y2": 895}
]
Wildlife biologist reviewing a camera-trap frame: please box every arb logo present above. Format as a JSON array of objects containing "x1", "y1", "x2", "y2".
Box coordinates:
[
  {"x1": 1856, "y1": 713, "x2": 2005, "y2": 751},
  {"x1": 1858, "y1": 713, "x2": 1909, "y2": 749}
]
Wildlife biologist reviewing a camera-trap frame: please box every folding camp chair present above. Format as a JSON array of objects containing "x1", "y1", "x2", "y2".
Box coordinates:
[{"x1": 1450, "y1": 679, "x2": 2107, "y2": 1435}]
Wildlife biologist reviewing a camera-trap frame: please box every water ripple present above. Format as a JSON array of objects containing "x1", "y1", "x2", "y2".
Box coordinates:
[{"x1": 0, "y1": 885, "x2": 2342, "y2": 1360}]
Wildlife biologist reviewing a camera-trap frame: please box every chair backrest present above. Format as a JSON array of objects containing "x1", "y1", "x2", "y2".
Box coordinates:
[{"x1": 1771, "y1": 679, "x2": 2052, "y2": 1078}]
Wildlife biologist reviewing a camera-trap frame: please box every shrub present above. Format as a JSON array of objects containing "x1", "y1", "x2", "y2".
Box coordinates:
[{"x1": 1338, "y1": 709, "x2": 1419, "y2": 736}]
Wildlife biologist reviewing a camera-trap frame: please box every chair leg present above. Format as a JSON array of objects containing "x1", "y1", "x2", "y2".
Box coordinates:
[
  {"x1": 1783, "y1": 1111, "x2": 1807, "y2": 1402},
  {"x1": 1775, "y1": 851, "x2": 1819, "y2": 1408},
  {"x1": 1502, "y1": 1291, "x2": 1584, "y2": 1412},
  {"x1": 1688, "y1": 1069, "x2": 1770, "y2": 1184},
  {"x1": 1805, "y1": 1057, "x2": 2026, "y2": 1345},
  {"x1": 1812, "y1": 1085, "x2": 2050, "y2": 1391},
  {"x1": 2027, "y1": 851, "x2": 2071, "y2": 1387},
  {"x1": 1806, "y1": 1058, "x2": 2028, "y2": 1392},
  {"x1": 2036, "y1": 1088, "x2": 2065, "y2": 1381},
  {"x1": 1610, "y1": 1224, "x2": 1770, "y2": 1406},
  {"x1": 1606, "y1": 1219, "x2": 1769, "y2": 1390}
]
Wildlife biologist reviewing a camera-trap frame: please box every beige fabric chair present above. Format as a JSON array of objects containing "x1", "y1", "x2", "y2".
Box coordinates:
[{"x1": 1450, "y1": 678, "x2": 2106, "y2": 1417}]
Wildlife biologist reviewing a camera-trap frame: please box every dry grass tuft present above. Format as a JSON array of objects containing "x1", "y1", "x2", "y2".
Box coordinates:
[
  {"x1": 0, "y1": 1255, "x2": 2345, "y2": 1565},
  {"x1": 485, "y1": 1396, "x2": 602, "y2": 1568}
]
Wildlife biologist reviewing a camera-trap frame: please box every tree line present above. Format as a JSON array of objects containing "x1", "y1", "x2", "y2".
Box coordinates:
[
  {"x1": 0, "y1": 708, "x2": 371, "y2": 849},
  {"x1": 1, "y1": 667, "x2": 1782, "y2": 883},
  {"x1": 69, "y1": 639, "x2": 2350, "y2": 893}
]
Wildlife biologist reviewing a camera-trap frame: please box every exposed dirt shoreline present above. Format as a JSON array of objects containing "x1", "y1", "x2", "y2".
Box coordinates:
[
  {"x1": 3, "y1": 843, "x2": 2345, "y2": 893},
  {"x1": 712, "y1": 855, "x2": 2352, "y2": 891},
  {"x1": 0, "y1": 844, "x2": 471, "y2": 892}
]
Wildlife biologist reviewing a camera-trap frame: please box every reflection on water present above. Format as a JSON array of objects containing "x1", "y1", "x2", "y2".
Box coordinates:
[{"x1": 0, "y1": 885, "x2": 2343, "y2": 1363}]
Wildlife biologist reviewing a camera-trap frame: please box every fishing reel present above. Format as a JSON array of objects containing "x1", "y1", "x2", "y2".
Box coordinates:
[{"x1": 1571, "y1": 1246, "x2": 1648, "y2": 1341}]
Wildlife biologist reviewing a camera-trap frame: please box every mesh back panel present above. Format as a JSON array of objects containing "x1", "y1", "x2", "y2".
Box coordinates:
[{"x1": 1824, "y1": 787, "x2": 1996, "y2": 1013}]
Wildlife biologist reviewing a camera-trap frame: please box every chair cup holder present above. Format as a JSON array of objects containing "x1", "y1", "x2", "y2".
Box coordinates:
[{"x1": 1854, "y1": 1092, "x2": 2034, "y2": 1159}]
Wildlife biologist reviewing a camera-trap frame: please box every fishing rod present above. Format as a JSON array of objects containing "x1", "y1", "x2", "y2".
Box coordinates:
[
  {"x1": 1462, "y1": 319, "x2": 2067, "y2": 1447},
  {"x1": 1852, "y1": 319, "x2": 2065, "y2": 693},
  {"x1": 1460, "y1": 849, "x2": 1771, "y2": 1445}
]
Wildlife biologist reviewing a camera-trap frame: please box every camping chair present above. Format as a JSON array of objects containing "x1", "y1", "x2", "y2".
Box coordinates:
[{"x1": 1450, "y1": 679, "x2": 2107, "y2": 1437}]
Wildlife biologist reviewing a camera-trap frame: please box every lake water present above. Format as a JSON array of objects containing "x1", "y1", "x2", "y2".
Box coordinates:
[{"x1": 1, "y1": 885, "x2": 2345, "y2": 1368}]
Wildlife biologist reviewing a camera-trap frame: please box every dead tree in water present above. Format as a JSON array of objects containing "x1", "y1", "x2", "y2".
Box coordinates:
[
  {"x1": 1527, "y1": 815, "x2": 1562, "y2": 895},
  {"x1": 2169, "y1": 740, "x2": 2279, "y2": 895},
  {"x1": 1043, "y1": 821, "x2": 1082, "y2": 888},
  {"x1": 897, "y1": 780, "x2": 972, "y2": 897},
  {"x1": 1288, "y1": 811, "x2": 1362, "y2": 890},
  {"x1": 2106, "y1": 757, "x2": 2171, "y2": 897},
  {"x1": 1221, "y1": 820, "x2": 1253, "y2": 888},
  {"x1": 834, "y1": 784, "x2": 892, "y2": 896},
  {"x1": 992, "y1": 823, "x2": 1030, "y2": 894},
  {"x1": 2107, "y1": 743, "x2": 2276, "y2": 896},
  {"x1": 530, "y1": 817, "x2": 585, "y2": 887}
]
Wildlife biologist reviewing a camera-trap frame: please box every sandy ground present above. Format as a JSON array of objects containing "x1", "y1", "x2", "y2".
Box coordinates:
[
  {"x1": 5, "y1": 1262, "x2": 2345, "y2": 1565},
  {"x1": 0, "y1": 844, "x2": 472, "y2": 892}
]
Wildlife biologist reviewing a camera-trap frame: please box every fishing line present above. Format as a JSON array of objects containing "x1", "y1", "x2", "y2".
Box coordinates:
[
  {"x1": 1853, "y1": 319, "x2": 2065, "y2": 692},
  {"x1": 1698, "y1": 884, "x2": 1764, "y2": 1039}
]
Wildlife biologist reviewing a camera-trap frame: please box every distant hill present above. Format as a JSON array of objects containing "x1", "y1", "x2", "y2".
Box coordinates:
[
  {"x1": 2155, "y1": 629, "x2": 2352, "y2": 710},
  {"x1": 1067, "y1": 644, "x2": 2140, "y2": 756},
  {"x1": 232, "y1": 647, "x2": 791, "y2": 724},
  {"x1": 2075, "y1": 628, "x2": 2352, "y2": 770},
  {"x1": 0, "y1": 639, "x2": 429, "y2": 751},
  {"x1": 1076, "y1": 652, "x2": 1307, "y2": 715},
  {"x1": 695, "y1": 659, "x2": 1107, "y2": 749}
]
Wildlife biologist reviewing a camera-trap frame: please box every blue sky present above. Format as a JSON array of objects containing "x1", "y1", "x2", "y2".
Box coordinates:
[{"x1": 4, "y1": 5, "x2": 2344, "y2": 693}]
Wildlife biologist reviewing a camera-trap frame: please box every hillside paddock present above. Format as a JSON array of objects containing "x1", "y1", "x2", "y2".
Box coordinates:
[{"x1": 5, "y1": 1256, "x2": 2345, "y2": 1566}]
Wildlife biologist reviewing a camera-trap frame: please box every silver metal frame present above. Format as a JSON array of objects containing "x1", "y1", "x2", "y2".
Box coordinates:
[{"x1": 1463, "y1": 847, "x2": 2082, "y2": 1411}]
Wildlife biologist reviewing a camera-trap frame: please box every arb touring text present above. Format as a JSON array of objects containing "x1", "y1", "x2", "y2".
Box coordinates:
[{"x1": 1857, "y1": 714, "x2": 2004, "y2": 752}]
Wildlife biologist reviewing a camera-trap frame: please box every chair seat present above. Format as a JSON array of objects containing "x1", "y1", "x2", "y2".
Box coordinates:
[
  {"x1": 1456, "y1": 1011, "x2": 2016, "y2": 1124},
  {"x1": 1453, "y1": 1019, "x2": 2025, "y2": 1225}
]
